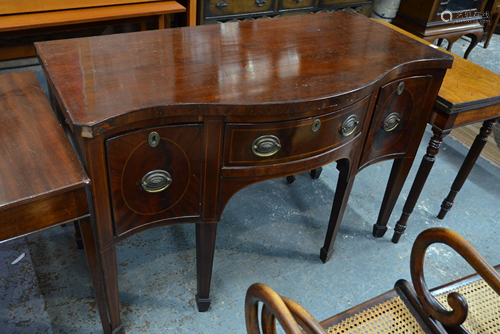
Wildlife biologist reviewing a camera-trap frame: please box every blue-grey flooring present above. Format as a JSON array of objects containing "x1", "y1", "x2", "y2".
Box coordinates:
[{"x1": 0, "y1": 32, "x2": 499, "y2": 334}]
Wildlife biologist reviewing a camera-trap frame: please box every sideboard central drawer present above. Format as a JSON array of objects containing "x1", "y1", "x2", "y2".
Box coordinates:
[
  {"x1": 223, "y1": 95, "x2": 370, "y2": 167},
  {"x1": 106, "y1": 124, "x2": 202, "y2": 237}
]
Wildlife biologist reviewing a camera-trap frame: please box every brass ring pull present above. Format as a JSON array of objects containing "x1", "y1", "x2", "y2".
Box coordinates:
[
  {"x1": 311, "y1": 119, "x2": 321, "y2": 132},
  {"x1": 339, "y1": 115, "x2": 359, "y2": 137},
  {"x1": 382, "y1": 112, "x2": 401, "y2": 132},
  {"x1": 252, "y1": 135, "x2": 281, "y2": 157},
  {"x1": 141, "y1": 170, "x2": 172, "y2": 193}
]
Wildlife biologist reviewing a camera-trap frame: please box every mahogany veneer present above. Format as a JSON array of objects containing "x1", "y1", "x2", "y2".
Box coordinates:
[{"x1": 36, "y1": 12, "x2": 453, "y2": 333}]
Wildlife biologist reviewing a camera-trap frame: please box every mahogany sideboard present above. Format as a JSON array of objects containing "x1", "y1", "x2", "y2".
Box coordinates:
[{"x1": 36, "y1": 12, "x2": 452, "y2": 333}]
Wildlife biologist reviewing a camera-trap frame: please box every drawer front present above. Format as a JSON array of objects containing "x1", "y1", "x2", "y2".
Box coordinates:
[
  {"x1": 321, "y1": 0, "x2": 368, "y2": 6},
  {"x1": 359, "y1": 75, "x2": 432, "y2": 168},
  {"x1": 223, "y1": 95, "x2": 370, "y2": 167},
  {"x1": 106, "y1": 124, "x2": 202, "y2": 236},
  {"x1": 205, "y1": 0, "x2": 275, "y2": 18},
  {"x1": 281, "y1": 0, "x2": 315, "y2": 10}
]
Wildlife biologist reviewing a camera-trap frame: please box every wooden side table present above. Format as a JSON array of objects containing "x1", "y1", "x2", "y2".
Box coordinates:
[
  {"x1": 372, "y1": 20, "x2": 500, "y2": 243},
  {"x1": 0, "y1": 71, "x2": 113, "y2": 334}
]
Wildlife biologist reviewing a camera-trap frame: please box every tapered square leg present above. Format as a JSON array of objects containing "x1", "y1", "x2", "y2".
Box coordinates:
[
  {"x1": 80, "y1": 217, "x2": 123, "y2": 334},
  {"x1": 320, "y1": 160, "x2": 355, "y2": 263},
  {"x1": 373, "y1": 157, "x2": 415, "y2": 238},
  {"x1": 196, "y1": 222, "x2": 218, "y2": 312}
]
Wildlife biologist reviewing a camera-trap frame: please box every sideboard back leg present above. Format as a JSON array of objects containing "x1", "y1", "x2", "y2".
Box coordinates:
[
  {"x1": 438, "y1": 119, "x2": 497, "y2": 219},
  {"x1": 392, "y1": 128, "x2": 449, "y2": 243},
  {"x1": 310, "y1": 167, "x2": 323, "y2": 179},
  {"x1": 196, "y1": 222, "x2": 218, "y2": 312},
  {"x1": 320, "y1": 159, "x2": 355, "y2": 263},
  {"x1": 373, "y1": 157, "x2": 415, "y2": 238}
]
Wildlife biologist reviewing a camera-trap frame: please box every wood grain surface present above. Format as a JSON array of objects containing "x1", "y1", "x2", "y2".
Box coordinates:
[
  {"x1": 0, "y1": 1, "x2": 185, "y2": 32},
  {"x1": 36, "y1": 12, "x2": 453, "y2": 132},
  {"x1": 0, "y1": 71, "x2": 89, "y2": 210}
]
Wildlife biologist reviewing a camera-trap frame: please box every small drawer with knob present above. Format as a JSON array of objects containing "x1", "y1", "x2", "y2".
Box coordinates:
[
  {"x1": 205, "y1": 0, "x2": 276, "y2": 19},
  {"x1": 280, "y1": 0, "x2": 315, "y2": 10},
  {"x1": 359, "y1": 75, "x2": 433, "y2": 168},
  {"x1": 223, "y1": 95, "x2": 370, "y2": 168},
  {"x1": 106, "y1": 124, "x2": 202, "y2": 237}
]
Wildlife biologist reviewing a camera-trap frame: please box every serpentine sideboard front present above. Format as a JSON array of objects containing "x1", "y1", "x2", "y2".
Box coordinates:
[{"x1": 36, "y1": 12, "x2": 453, "y2": 333}]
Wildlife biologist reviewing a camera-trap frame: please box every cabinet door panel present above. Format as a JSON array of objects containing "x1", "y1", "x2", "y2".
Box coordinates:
[
  {"x1": 106, "y1": 124, "x2": 202, "y2": 237},
  {"x1": 359, "y1": 75, "x2": 432, "y2": 168}
]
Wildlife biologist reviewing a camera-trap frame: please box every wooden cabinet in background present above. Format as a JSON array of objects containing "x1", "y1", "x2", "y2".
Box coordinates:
[
  {"x1": 198, "y1": 0, "x2": 373, "y2": 24},
  {"x1": 393, "y1": 0, "x2": 487, "y2": 59}
]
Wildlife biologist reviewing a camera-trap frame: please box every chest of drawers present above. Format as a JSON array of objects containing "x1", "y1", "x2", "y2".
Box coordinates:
[
  {"x1": 199, "y1": 0, "x2": 373, "y2": 24},
  {"x1": 36, "y1": 12, "x2": 452, "y2": 333}
]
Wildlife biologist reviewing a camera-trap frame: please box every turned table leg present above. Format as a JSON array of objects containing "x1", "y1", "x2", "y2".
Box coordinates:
[
  {"x1": 392, "y1": 128, "x2": 449, "y2": 243},
  {"x1": 373, "y1": 157, "x2": 415, "y2": 238},
  {"x1": 438, "y1": 119, "x2": 497, "y2": 219},
  {"x1": 320, "y1": 159, "x2": 355, "y2": 263},
  {"x1": 196, "y1": 222, "x2": 217, "y2": 312}
]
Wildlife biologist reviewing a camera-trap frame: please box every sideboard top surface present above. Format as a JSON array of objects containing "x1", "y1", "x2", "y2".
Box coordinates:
[{"x1": 36, "y1": 11, "x2": 453, "y2": 129}]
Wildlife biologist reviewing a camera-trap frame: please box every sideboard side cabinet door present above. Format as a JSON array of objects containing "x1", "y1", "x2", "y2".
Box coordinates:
[
  {"x1": 359, "y1": 75, "x2": 432, "y2": 169},
  {"x1": 106, "y1": 124, "x2": 203, "y2": 238}
]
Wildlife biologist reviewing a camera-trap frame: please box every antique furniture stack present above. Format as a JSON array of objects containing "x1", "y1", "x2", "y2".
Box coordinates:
[
  {"x1": 0, "y1": 0, "x2": 189, "y2": 61},
  {"x1": 34, "y1": 11, "x2": 453, "y2": 332},
  {"x1": 245, "y1": 228, "x2": 500, "y2": 334}
]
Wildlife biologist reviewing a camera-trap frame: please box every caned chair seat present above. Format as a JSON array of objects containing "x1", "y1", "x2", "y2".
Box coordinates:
[
  {"x1": 431, "y1": 268, "x2": 500, "y2": 334},
  {"x1": 245, "y1": 228, "x2": 500, "y2": 334},
  {"x1": 322, "y1": 289, "x2": 429, "y2": 334}
]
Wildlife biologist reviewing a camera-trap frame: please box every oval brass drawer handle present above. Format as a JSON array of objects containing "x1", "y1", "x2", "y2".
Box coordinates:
[
  {"x1": 252, "y1": 135, "x2": 281, "y2": 157},
  {"x1": 339, "y1": 115, "x2": 359, "y2": 137},
  {"x1": 382, "y1": 112, "x2": 401, "y2": 132},
  {"x1": 141, "y1": 170, "x2": 172, "y2": 193}
]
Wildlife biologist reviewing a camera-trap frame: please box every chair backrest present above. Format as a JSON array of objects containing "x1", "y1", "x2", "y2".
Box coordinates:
[{"x1": 245, "y1": 228, "x2": 500, "y2": 334}]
